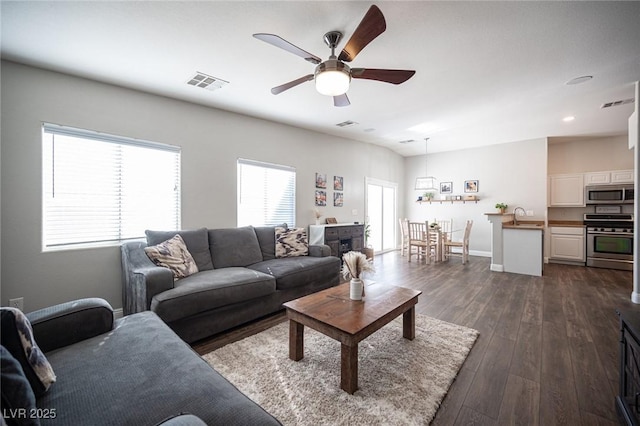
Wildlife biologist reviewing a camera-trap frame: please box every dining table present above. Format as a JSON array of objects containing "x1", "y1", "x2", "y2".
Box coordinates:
[{"x1": 430, "y1": 226, "x2": 462, "y2": 262}]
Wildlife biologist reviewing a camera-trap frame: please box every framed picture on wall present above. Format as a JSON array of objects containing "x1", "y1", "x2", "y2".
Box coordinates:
[
  {"x1": 440, "y1": 182, "x2": 453, "y2": 194},
  {"x1": 334, "y1": 192, "x2": 344, "y2": 207},
  {"x1": 464, "y1": 180, "x2": 479, "y2": 193},
  {"x1": 315, "y1": 190, "x2": 327, "y2": 206},
  {"x1": 334, "y1": 176, "x2": 343, "y2": 191},
  {"x1": 315, "y1": 173, "x2": 327, "y2": 189}
]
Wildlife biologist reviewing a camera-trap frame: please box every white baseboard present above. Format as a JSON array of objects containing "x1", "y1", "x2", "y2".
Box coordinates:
[
  {"x1": 490, "y1": 264, "x2": 504, "y2": 272},
  {"x1": 114, "y1": 308, "x2": 123, "y2": 319},
  {"x1": 469, "y1": 250, "x2": 491, "y2": 258}
]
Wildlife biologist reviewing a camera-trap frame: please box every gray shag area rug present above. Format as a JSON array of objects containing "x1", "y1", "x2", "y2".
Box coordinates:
[{"x1": 203, "y1": 314, "x2": 479, "y2": 425}]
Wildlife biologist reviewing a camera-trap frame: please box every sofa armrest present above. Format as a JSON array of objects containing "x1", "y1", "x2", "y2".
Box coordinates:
[
  {"x1": 309, "y1": 244, "x2": 331, "y2": 257},
  {"x1": 121, "y1": 241, "x2": 175, "y2": 315},
  {"x1": 26, "y1": 298, "x2": 114, "y2": 353}
]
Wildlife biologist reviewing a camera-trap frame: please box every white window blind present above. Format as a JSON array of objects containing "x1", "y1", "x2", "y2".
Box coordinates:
[
  {"x1": 42, "y1": 123, "x2": 181, "y2": 250},
  {"x1": 237, "y1": 159, "x2": 296, "y2": 227}
]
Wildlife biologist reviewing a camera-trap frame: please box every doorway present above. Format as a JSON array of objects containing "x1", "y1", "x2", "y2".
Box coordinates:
[{"x1": 365, "y1": 178, "x2": 397, "y2": 253}]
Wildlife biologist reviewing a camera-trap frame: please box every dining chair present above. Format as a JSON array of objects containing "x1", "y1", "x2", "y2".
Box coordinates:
[
  {"x1": 443, "y1": 220, "x2": 473, "y2": 264},
  {"x1": 435, "y1": 219, "x2": 453, "y2": 235},
  {"x1": 408, "y1": 221, "x2": 437, "y2": 263},
  {"x1": 399, "y1": 218, "x2": 409, "y2": 256},
  {"x1": 433, "y1": 219, "x2": 453, "y2": 261}
]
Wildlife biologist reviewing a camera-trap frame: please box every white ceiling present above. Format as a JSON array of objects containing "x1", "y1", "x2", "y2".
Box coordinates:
[{"x1": 1, "y1": 1, "x2": 639, "y2": 156}]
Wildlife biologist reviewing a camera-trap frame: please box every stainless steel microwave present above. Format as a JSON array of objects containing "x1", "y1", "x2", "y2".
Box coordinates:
[{"x1": 585, "y1": 184, "x2": 634, "y2": 205}]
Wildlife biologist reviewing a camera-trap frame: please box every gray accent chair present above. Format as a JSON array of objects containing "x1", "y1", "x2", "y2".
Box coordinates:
[
  {"x1": 121, "y1": 225, "x2": 341, "y2": 343},
  {"x1": 28, "y1": 298, "x2": 281, "y2": 425}
]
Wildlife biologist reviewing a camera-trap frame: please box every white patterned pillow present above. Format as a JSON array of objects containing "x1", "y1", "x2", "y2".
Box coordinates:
[
  {"x1": 0, "y1": 308, "x2": 56, "y2": 396},
  {"x1": 275, "y1": 227, "x2": 309, "y2": 258},
  {"x1": 144, "y1": 234, "x2": 199, "y2": 280}
]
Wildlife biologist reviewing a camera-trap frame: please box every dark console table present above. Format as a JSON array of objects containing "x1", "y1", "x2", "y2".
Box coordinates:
[
  {"x1": 309, "y1": 224, "x2": 364, "y2": 259},
  {"x1": 617, "y1": 307, "x2": 640, "y2": 425}
]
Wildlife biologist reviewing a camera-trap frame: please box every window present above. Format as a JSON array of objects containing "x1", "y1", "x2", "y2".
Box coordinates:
[
  {"x1": 237, "y1": 159, "x2": 296, "y2": 227},
  {"x1": 42, "y1": 123, "x2": 180, "y2": 250}
]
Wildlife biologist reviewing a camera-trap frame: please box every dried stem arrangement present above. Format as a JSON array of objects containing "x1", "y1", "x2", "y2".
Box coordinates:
[{"x1": 341, "y1": 251, "x2": 375, "y2": 280}]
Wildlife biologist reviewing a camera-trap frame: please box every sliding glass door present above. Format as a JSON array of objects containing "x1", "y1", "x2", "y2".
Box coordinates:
[{"x1": 365, "y1": 178, "x2": 397, "y2": 253}]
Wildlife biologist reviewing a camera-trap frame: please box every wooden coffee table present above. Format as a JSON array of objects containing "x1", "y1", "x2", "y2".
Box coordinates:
[{"x1": 283, "y1": 281, "x2": 422, "y2": 394}]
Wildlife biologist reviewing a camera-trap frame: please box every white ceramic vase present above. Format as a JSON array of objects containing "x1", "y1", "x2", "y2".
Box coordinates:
[{"x1": 350, "y1": 278, "x2": 363, "y2": 300}]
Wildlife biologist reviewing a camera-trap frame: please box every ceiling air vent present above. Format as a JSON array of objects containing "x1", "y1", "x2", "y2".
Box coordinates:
[
  {"x1": 186, "y1": 72, "x2": 229, "y2": 91},
  {"x1": 335, "y1": 120, "x2": 358, "y2": 128},
  {"x1": 601, "y1": 98, "x2": 634, "y2": 109},
  {"x1": 398, "y1": 139, "x2": 416, "y2": 144}
]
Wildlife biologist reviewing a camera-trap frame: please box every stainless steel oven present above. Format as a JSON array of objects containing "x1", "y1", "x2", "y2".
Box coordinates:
[{"x1": 585, "y1": 213, "x2": 633, "y2": 271}]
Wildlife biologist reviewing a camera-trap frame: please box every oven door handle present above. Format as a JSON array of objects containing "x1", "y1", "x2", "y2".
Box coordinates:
[{"x1": 588, "y1": 232, "x2": 626, "y2": 236}]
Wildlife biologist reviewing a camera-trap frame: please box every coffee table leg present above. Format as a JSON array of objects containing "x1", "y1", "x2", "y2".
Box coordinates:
[
  {"x1": 289, "y1": 320, "x2": 304, "y2": 361},
  {"x1": 403, "y1": 306, "x2": 416, "y2": 340},
  {"x1": 341, "y1": 343, "x2": 358, "y2": 394}
]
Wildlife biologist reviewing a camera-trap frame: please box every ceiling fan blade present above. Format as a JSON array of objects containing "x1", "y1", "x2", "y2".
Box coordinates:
[
  {"x1": 333, "y1": 93, "x2": 350, "y2": 107},
  {"x1": 271, "y1": 74, "x2": 314, "y2": 95},
  {"x1": 338, "y1": 5, "x2": 386, "y2": 62},
  {"x1": 351, "y1": 68, "x2": 416, "y2": 85},
  {"x1": 253, "y1": 33, "x2": 322, "y2": 64}
]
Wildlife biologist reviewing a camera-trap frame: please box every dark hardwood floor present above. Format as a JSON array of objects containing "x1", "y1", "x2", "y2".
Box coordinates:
[{"x1": 193, "y1": 251, "x2": 636, "y2": 425}]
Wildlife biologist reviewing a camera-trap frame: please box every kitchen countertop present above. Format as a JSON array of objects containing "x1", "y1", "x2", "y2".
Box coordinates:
[
  {"x1": 502, "y1": 220, "x2": 545, "y2": 230},
  {"x1": 548, "y1": 220, "x2": 584, "y2": 227}
]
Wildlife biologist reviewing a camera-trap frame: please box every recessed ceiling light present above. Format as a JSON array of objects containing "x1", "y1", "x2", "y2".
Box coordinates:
[
  {"x1": 566, "y1": 76, "x2": 593, "y2": 85},
  {"x1": 563, "y1": 116, "x2": 575, "y2": 122}
]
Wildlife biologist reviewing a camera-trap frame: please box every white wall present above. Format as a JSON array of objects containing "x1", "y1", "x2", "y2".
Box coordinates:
[
  {"x1": 548, "y1": 135, "x2": 632, "y2": 174},
  {"x1": 0, "y1": 61, "x2": 405, "y2": 311},
  {"x1": 404, "y1": 138, "x2": 548, "y2": 256}
]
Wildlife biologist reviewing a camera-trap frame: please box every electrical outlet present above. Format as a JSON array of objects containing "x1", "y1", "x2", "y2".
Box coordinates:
[
  {"x1": 526, "y1": 210, "x2": 534, "y2": 217},
  {"x1": 9, "y1": 297, "x2": 24, "y2": 311}
]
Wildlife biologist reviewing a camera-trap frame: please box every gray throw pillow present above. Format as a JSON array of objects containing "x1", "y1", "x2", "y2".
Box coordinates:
[
  {"x1": 0, "y1": 345, "x2": 39, "y2": 426},
  {"x1": 146, "y1": 228, "x2": 214, "y2": 271},
  {"x1": 254, "y1": 223, "x2": 287, "y2": 261},
  {"x1": 208, "y1": 226, "x2": 263, "y2": 268}
]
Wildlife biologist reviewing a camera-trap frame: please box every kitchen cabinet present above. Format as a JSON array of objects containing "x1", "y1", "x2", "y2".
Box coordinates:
[
  {"x1": 503, "y1": 227, "x2": 543, "y2": 276},
  {"x1": 584, "y1": 171, "x2": 610, "y2": 185},
  {"x1": 549, "y1": 174, "x2": 584, "y2": 207},
  {"x1": 549, "y1": 226, "x2": 585, "y2": 263},
  {"x1": 584, "y1": 169, "x2": 634, "y2": 185},
  {"x1": 612, "y1": 169, "x2": 634, "y2": 183}
]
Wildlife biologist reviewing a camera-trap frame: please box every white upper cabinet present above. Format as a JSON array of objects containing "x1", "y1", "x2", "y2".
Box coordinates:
[
  {"x1": 611, "y1": 169, "x2": 634, "y2": 184},
  {"x1": 584, "y1": 172, "x2": 610, "y2": 185},
  {"x1": 549, "y1": 173, "x2": 584, "y2": 207},
  {"x1": 584, "y1": 169, "x2": 634, "y2": 185}
]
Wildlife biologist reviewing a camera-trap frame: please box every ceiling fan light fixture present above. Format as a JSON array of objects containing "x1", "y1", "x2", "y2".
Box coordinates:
[{"x1": 315, "y1": 60, "x2": 351, "y2": 96}]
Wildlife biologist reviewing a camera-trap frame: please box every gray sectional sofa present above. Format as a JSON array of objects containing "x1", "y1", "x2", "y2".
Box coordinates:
[
  {"x1": 121, "y1": 225, "x2": 341, "y2": 343},
  {"x1": 1, "y1": 298, "x2": 281, "y2": 425}
]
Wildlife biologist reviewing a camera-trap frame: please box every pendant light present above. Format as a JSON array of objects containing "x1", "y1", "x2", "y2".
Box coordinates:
[{"x1": 414, "y1": 138, "x2": 438, "y2": 191}]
